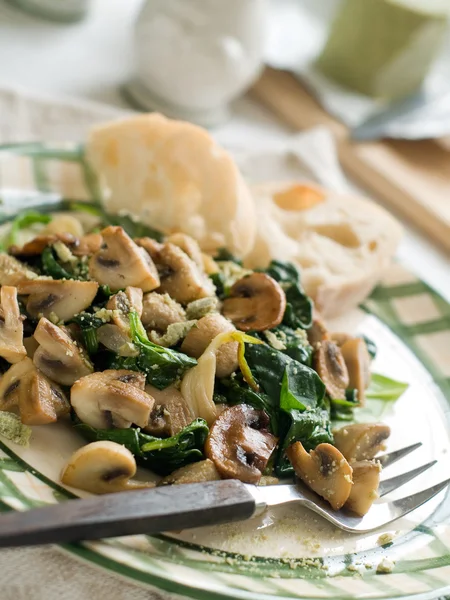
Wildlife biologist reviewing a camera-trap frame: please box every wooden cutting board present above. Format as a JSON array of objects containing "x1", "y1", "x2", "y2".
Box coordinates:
[{"x1": 251, "y1": 67, "x2": 450, "y2": 253}]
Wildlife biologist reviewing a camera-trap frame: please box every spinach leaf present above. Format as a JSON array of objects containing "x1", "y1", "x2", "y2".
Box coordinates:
[
  {"x1": 209, "y1": 272, "x2": 226, "y2": 299},
  {"x1": 244, "y1": 342, "x2": 332, "y2": 476},
  {"x1": 102, "y1": 213, "x2": 163, "y2": 242},
  {"x1": 265, "y1": 260, "x2": 313, "y2": 330},
  {"x1": 252, "y1": 325, "x2": 313, "y2": 366},
  {"x1": 281, "y1": 362, "x2": 325, "y2": 412},
  {"x1": 41, "y1": 247, "x2": 75, "y2": 280},
  {"x1": 329, "y1": 389, "x2": 359, "y2": 421},
  {"x1": 40, "y1": 246, "x2": 90, "y2": 281},
  {"x1": 214, "y1": 248, "x2": 242, "y2": 265},
  {"x1": 276, "y1": 408, "x2": 333, "y2": 477},
  {"x1": 74, "y1": 418, "x2": 209, "y2": 475},
  {"x1": 366, "y1": 373, "x2": 408, "y2": 401},
  {"x1": 111, "y1": 312, "x2": 197, "y2": 389},
  {"x1": 70, "y1": 313, "x2": 105, "y2": 355}
]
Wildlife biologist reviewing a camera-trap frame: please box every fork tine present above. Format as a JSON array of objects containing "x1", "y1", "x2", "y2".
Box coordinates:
[
  {"x1": 377, "y1": 442, "x2": 422, "y2": 468},
  {"x1": 378, "y1": 460, "x2": 437, "y2": 497},
  {"x1": 389, "y1": 477, "x2": 450, "y2": 521}
]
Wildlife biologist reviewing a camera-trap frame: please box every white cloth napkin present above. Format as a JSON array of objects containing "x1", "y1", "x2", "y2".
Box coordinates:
[{"x1": 0, "y1": 85, "x2": 348, "y2": 600}]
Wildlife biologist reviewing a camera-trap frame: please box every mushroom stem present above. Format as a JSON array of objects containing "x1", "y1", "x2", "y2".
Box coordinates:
[
  {"x1": 0, "y1": 286, "x2": 26, "y2": 364},
  {"x1": 286, "y1": 442, "x2": 353, "y2": 511}
]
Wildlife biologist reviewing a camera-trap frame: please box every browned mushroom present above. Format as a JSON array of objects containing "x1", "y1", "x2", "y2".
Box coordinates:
[
  {"x1": 0, "y1": 356, "x2": 69, "y2": 425},
  {"x1": 340, "y1": 338, "x2": 371, "y2": 405},
  {"x1": 0, "y1": 286, "x2": 26, "y2": 363},
  {"x1": 307, "y1": 316, "x2": 330, "y2": 348},
  {"x1": 89, "y1": 226, "x2": 160, "y2": 292},
  {"x1": 141, "y1": 292, "x2": 186, "y2": 331},
  {"x1": 181, "y1": 313, "x2": 238, "y2": 378},
  {"x1": 107, "y1": 287, "x2": 144, "y2": 330},
  {"x1": 9, "y1": 233, "x2": 78, "y2": 256},
  {"x1": 0, "y1": 254, "x2": 37, "y2": 286},
  {"x1": 165, "y1": 233, "x2": 204, "y2": 269},
  {"x1": 17, "y1": 279, "x2": 98, "y2": 322},
  {"x1": 205, "y1": 405, "x2": 277, "y2": 484},
  {"x1": 33, "y1": 317, "x2": 93, "y2": 385},
  {"x1": 71, "y1": 370, "x2": 155, "y2": 429},
  {"x1": 333, "y1": 423, "x2": 391, "y2": 462},
  {"x1": 222, "y1": 273, "x2": 286, "y2": 332},
  {"x1": 71, "y1": 232, "x2": 103, "y2": 256},
  {"x1": 313, "y1": 340, "x2": 349, "y2": 400},
  {"x1": 156, "y1": 243, "x2": 215, "y2": 304},
  {"x1": 286, "y1": 442, "x2": 353, "y2": 511},
  {"x1": 330, "y1": 332, "x2": 352, "y2": 347},
  {"x1": 344, "y1": 460, "x2": 381, "y2": 516},
  {"x1": 134, "y1": 237, "x2": 163, "y2": 260},
  {"x1": 144, "y1": 384, "x2": 193, "y2": 437},
  {"x1": 159, "y1": 459, "x2": 221, "y2": 486}
]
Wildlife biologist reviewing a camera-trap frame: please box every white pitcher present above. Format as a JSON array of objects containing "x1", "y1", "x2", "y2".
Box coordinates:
[{"x1": 126, "y1": 0, "x2": 268, "y2": 126}]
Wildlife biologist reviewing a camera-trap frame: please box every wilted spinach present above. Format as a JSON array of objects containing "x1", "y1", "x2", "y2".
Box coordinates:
[
  {"x1": 214, "y1": 248, "x2": 242, "y2": 265},
  {"x1": 70, "y1": 312, "x2": 105, "y2": 355},
  {"x1": 265, "y1": 260, "x2": 313, "y2": 330},
  {"x1": 244, "y1": 343, "x2": 332, "y2": 476},
  {"x1": 102, "y1": 213, "x2": 163, "y2": 242},
  {"x1": 74, "y1": 418, "x2": 209, "y2": 475},
  {"x1": 252, "y1": 324, "x2": 313, "y2": 366},
  {"x1": 110, "y1": 312, "x2": 197, "y2": 389}
]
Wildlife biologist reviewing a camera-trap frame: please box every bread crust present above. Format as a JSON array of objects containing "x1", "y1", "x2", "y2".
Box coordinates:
[
  {"x1": 87, "y1": 114, "x2": 256, "y2": 257},
  {"x1": 244, "y1": 180, "x2": 403, "y2": 317}
]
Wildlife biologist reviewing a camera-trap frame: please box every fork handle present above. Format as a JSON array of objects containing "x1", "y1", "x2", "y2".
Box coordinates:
[{"x1": 0, "y1": 480, "x2": 258, "y2": 548}]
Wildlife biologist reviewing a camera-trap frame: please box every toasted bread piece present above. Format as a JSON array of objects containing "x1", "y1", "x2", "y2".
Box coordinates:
[
  {"x1": 244, "y1": 181, "x2": 402, "y2": 317},
  {"x1": 87, "y1": 113, "x2": 255, "y2": 257}
]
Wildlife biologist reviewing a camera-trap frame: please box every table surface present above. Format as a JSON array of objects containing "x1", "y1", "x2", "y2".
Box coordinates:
[{"x1": 0, "y1": 0, "x2": 448, "y2": 300}]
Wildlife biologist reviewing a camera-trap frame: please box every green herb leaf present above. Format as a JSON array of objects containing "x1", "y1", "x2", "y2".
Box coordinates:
[
  {"x1": 366, "y1": 373, "x2": 408, "y2": 401},
  {"x1": 111, "y1": 312, "x2": 197, "y2": 389},
  {"x1": 41, "y1": 246, "x2": 77, "y2": 280},
  {"x1": 244, "y1": 342, "x2": 332, "y2": 476},
  {"x1": 252, "y1": 324, "x2": 313, "y2": 366},
  {"x1": 103, "y1": 213, "x2": 163, "y2": 242},
  {"x1": 265, "y1": 260, "x2": 313, "y2": 329},
  {"x1": 74, "y1": 418, "x2": 209, "y2": 475},
  {"x1": 214, "y1": 248, "x2": 242, "y2": 265},
  {"x1": 70, "y1": 312, "x2": 105, "y2": 356}
]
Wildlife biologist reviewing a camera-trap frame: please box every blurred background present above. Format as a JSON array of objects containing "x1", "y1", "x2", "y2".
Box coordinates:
[{"x1": 0, "y1": 0, "x2": 449, "y2": 274}]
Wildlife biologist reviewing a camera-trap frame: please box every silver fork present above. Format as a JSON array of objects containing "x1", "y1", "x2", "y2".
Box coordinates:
[
  {"x1": 250, "y1": 442, "x2": 449, "y2": 533},
  {"x1": 0, "y1": 442, "x2": 447, "y2": 547}
]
